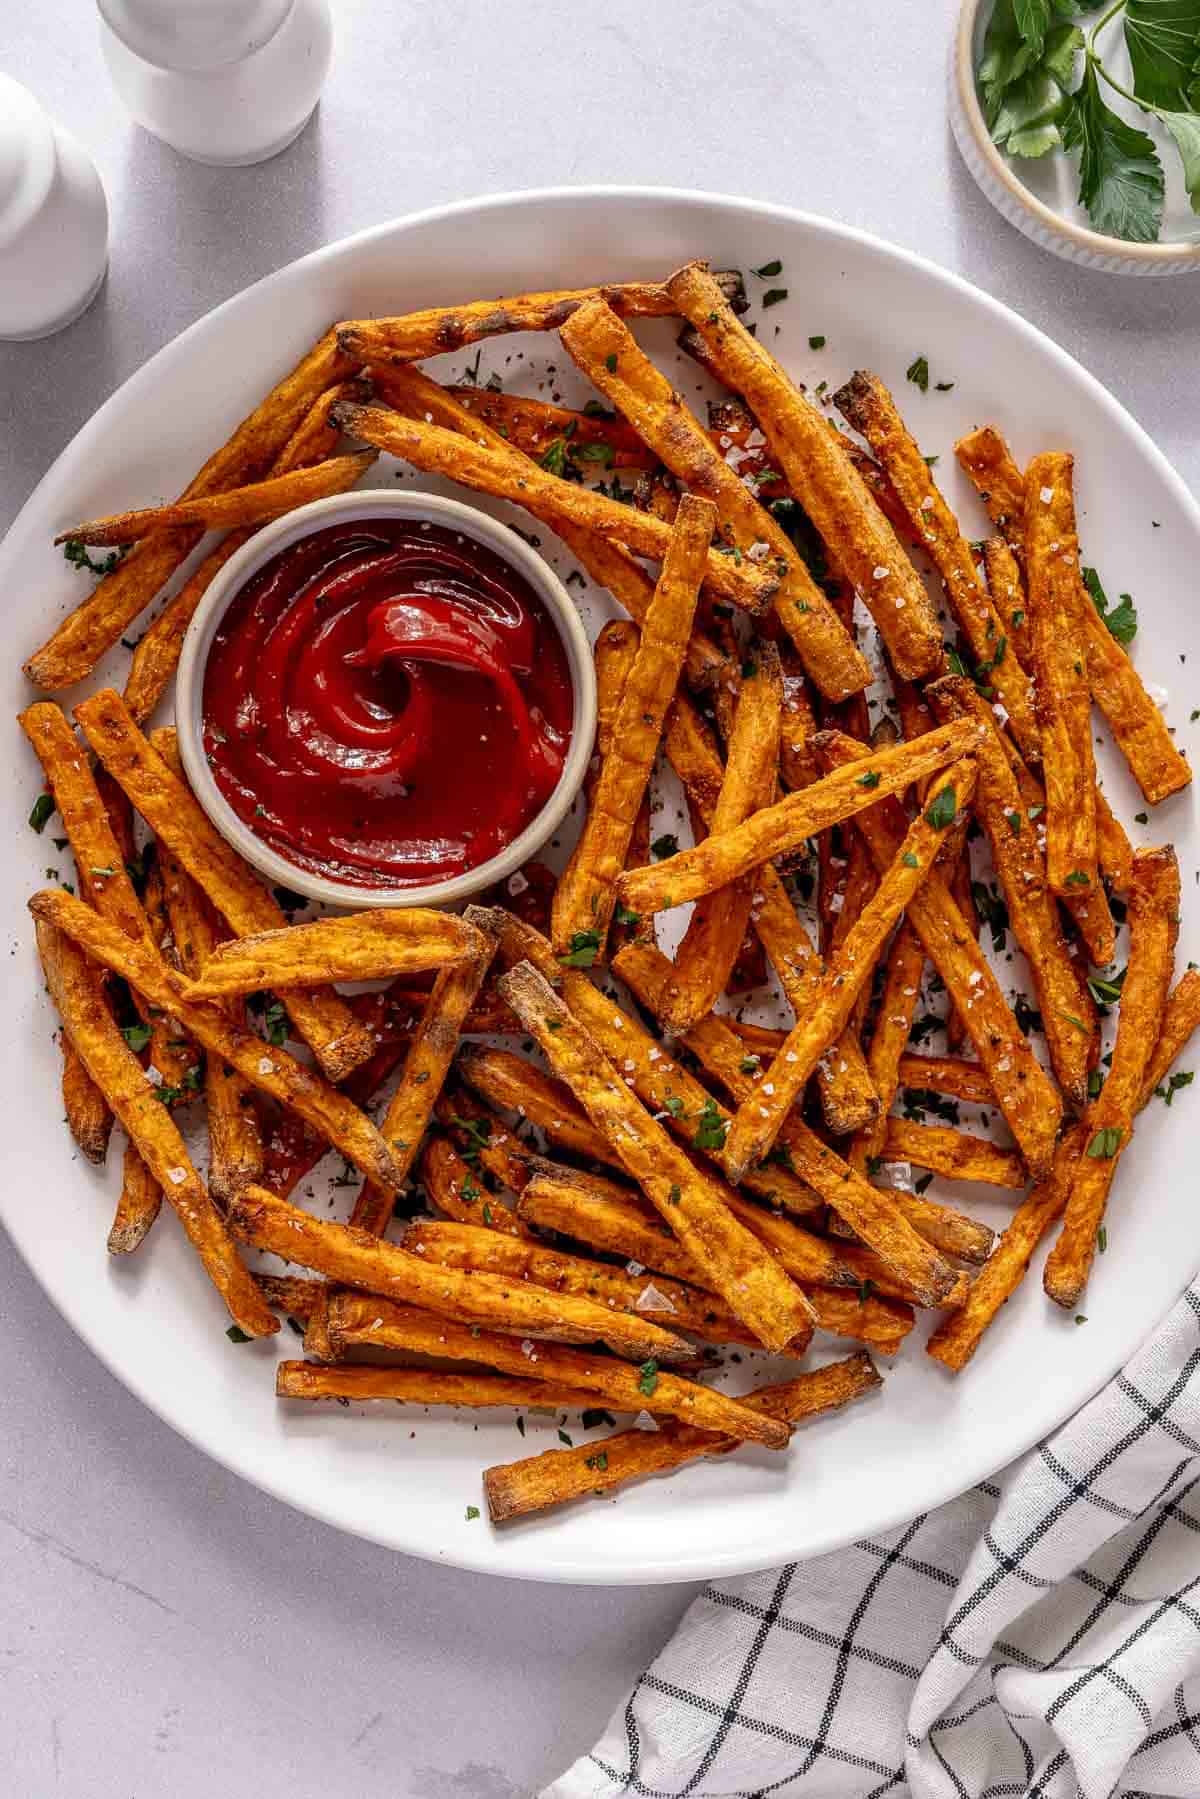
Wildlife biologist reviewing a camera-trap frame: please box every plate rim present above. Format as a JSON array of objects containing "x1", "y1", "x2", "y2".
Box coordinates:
[{"x1": 5, "y1": 182, "x2": 1199, "y2": 1585}]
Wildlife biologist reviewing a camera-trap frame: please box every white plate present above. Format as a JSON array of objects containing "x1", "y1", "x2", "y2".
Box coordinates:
[{"x1": 4, "y1": 187, "x2": 1198, "y2": 1586}]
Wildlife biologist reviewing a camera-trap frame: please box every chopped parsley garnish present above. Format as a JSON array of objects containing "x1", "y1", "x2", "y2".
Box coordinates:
[
  {"x1": 663, "y1": 1095, "x2": 685, "y2": 1118},
  {"x1": 651, "y1": 833, "x2": 679, "y2": 861},
  {"x1": 693, "y1": 1100, "x2": 728, "y2": 1151},
  {"x1": 667, "y1": 1183, "x2": 682, "y2": 1205},
  {"x1": 560, "y1": 929, "x2": 601, "y2": 968},
  {"x1": 604, "y1": 352, "x2": 618, "y2": 373},
  {"x1": 857, "y1": 770, "x2": 881, "y2": 789},
  {"x1": 924, "y1": 784, "x2": 957, "y2": 830},
  {"x1": 581, "y1": 1408, "x2": 616, "y2": 1430},
  {"x1": 226, "y1": 1325, "x2": 251, "y2": 1344},
  {"x1": 465, "y1": 1505, "x2": 481, "y2": 1521},
  {"x1": 1156, "y1": 1070, "x2": 1194, "y2": 1107},
  {"x1": 808, "y1": 334, "x2": 826, "y2": 349},
  {"x1": 1087, "y1": 1125, "x2": 1123, "y2": 1159},
  {"x1": 902, "y1": 851, "x2": 920, "y2": 869},
  {"x1": 906, "y1": 354, "x2": 930, "y2": 393},
  {"x1": 761, "y1": 288, "x2": 788, "y2": 308},
  {"x1": 739, "y1": 1055, "x2": 761, "y2": 1074},
  {"x1": 585, "y1": 1450, "x2": 609, "y2": 1472},
  {"x1": 1097, "y1": 1225, "x2": 1108, "y2": 1254},
  {"x1": 1005, "y1": 810, "x2": 1022, "y2": 836},
  {"x1": 62, "y1": 538, "x2": 129, "y2": 577},
  {"x1": 751, "y1": 258, "x2": 782, "y2": 278},
  {"x1": 1087, "y1": 968, "x2": 1126, "y2": 1007},
  {"x1": 971, "y1": 880, "x2": 1010, "y2": 953},
  {"x1": 28, "y1": 794, "x2": 55, "y2": 833},
  {"x1": 1057, "y1": 1009, "x2": 1090, "y2": 1036},
  {"x1": 539, "y1": 437, "x2": 569, "y2": 477},
  {"x1": 1082, "y1": 567, "x2": 1137, "y2": 647},
  {"x1": 637, "y1": 1359, "x2": 659, "y2": 1398},
  {"x1": 121, "y1": 1023, "x2": 152, "y2": 1053}
]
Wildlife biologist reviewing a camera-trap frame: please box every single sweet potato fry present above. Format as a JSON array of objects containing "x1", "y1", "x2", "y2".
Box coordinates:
[
  {"x1": 559, "y1": 298, "x2": 869, "y2": 700},
  {"x1": 665, "y1": 261, "x2": 943, "y2": 679},
  {"x1": 72, "y1": 690, "x2": 373, "y2": 1081},
  {"x1": 62, "y1": 1033, "x2": 113, "y2": 1166},
  {"x1": 422, "y1": 1134, "x2": 526, "y2": 1234},
  {"x1": 955, "y1": 426, "x2": 1025, "y2": 551},
  {"x1": 982, "y1": 535, "x2": 1033, "y2": 672},
  {"x1": 497, "y1": 962, "x2": 816, "y2": 1354},
  {"x1": 277, "y1": 1361, "x2": 621, "y2": 1412},
  {"x1": 107, "y1": 1139, "x2": 163, "y2": 1255},
  {"x1": 722, "y1": 759, "x2": 979, "y2": 1179},
  {"x1": 403, "y1": 1218, "x2": 757, "y2": 1345},
  {"x1": 484, "y1": 1353, "x2": 882, "y2": 1521},
  {"x1": 225, "y1": 1183, "x2": 705, "y2": 1367},
  {"x1": 1024, "y1": 453, "x2": 1098, "y2": 895},
  {"x1": 55, "y1": 453, "x2": 376, "y2": 547},
  {"x1": 617, "y1": 718, "x2": 982, "y2": 916},
  {"x1": 848, "y1": 920, "x2": 924, "y2": 1176},
  {"x1": 30, "y1": 887, "x2": 407, "y2": 1195},
  {"x1": 552, "y1": 493, "x2": 715, "y2": 954},
  {"x1": 331, "y1": 401, "x2": 777, "y2": 615},
  {"x1": 1045, "y1": 848, "x2": 1180, "y2": 1309},
  {"x1": 660, "y1": 647, "x2": 783, "y2": 1030},
  {"x1": 895, "y1": 1054, "x2": 996, "y2": 1106},
  {"x1": 881, "y1": 1119, "x2": 1026, "y2": 1189},
  {"x1": 184, "y1": 909, "x2": 484, "y2": 998},
  {"x1": 36, "y1": 916, "x2": 277, "y2": 1335},
  {"x1": 323, "y1": 1293, "x2": 786, "y2": 1444},
  {"x1": 835, "y1": 372, "x2": 1038, "y2": 755},
  {"x1": 335, "y1": 276, "x2": 728, "y2": 364}
]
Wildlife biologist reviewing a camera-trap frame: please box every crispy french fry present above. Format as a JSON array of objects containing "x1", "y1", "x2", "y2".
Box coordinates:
[
  {"x1": 1140, "y1": 968, "x2": 1200, "y2": 1106},
  {"x1": 72, "y1": 690, "x2": 373, "y2": 1081},
  {"x1": 552, "y1": 493, "x2": 714, "y2": 954},
  {"x1": 1024, "y1": 453, "x2": 1098, "y2": 896},
  {"x1": 422, "y1": 1133, "x2": 526, "y2": 1234},
  {"x1": 30, "y1": 887, "x2": 408, "y2": 1195},
  {"x1": 560, "y1": 299, "x2": 869, "y2": 701},
  {"x1": 184, "y1": 909, "x2": 484, "y2": 998},
  {"x1": 369, "y1": 364, "x2": 727, "y2": 693},
  {"x1": 225, "y1": 1182, "x2": 703, "y2": 1367},
  {"x1": 107, "y1": 1139, "x2": 163, "y2": 1254},
  {"x1": 659, "y1": 646, "x2": 783, "y2": 1030},
  {"x1": 471, "y1": 908, "x2": 823, "y2": 1217},
  {"x1": 663, "y1": 691, "x2": 877, "y2": 1134},
  {"x1": 444, "y1": 386, "x2": 655, "y2": 466},
  {"x1": 403, "y1": 1218, "x2": 757, "y2": 1345},
  {"x1": 617, "y1": 718, "x2": 981, "y2": 916},
  {"x1": 459, "y1": 1046, "x2": 613, "y2": 1166},
  {"x1": 817, "y1": 730, "x2": 1062, "y2": 1176},
  {"x1": 835, "y1": 372, "x2": 1038, "y2": 756},
  {"x1": 36, "y1": 916, "x2": 276, "y2": 1335},
  {"x1": 849, "y1": 920, "x2": 924, "y2": 1175},
  {"x1": 335, "y1": 275, "x2": 745, "y2": 364},
  {"x1": 896, "y1": 1054, "x2": 996, "y2": 1106},
  {"x1": 56, "y1": 453, "x2": 376, "y2": 547},
  {"x1": 324, "y1": 1292, "x2": 785, "y2": 1444},
  {"x1": 484, "y1": 1353, "x2": 882, "y2": 1521},
  {"x1": 123, "y1": 380, "x2": 359, "y2": 724},
  {"x1": 497, "y1": 962, "x2": 815, "y2": 1354},
  {"x1": 277, "y1": 1361, "x2": 621, "y2": 1412},
  {"x1": 612, "y1": 940, "x2": 965, "y2": 1309},
  {"x1": 255, "y1": 1273, "x2": 321, "y2": 1321},
  {"x1": 723, "y1": 760, "x2": 978, "y2": 1180},
  {"x1": 983, "y1": 535, "x2": 1033, "y2": 672},
  {"x1": 955, "y1": 426, "x2": 1025, "y2": 551},
  {"x1": 435, "y1": 1086, "x2": 536, "y2": 1197},
  {"x1": 1045, "y1": 848, "x2": 1180, "y2": 1309},
  {"x1": 26, "y1": 327, "x2": 356, "y2": 691},
  {"x1": 350, "y1": 925, "x2": 497, "y2": 1235},
  {"x1": 881, "y1": 1119, "x2": 1026, "y2": 1189},
  {"x1": 62, "y1": 1032, "x2": 113, "y2": 1166},
  {"x1": 665, "y1": 262, "x2": 943, "y2": 680},
  {"x1": 516, "y1": 1166, "x2": 916, "y2": 1349},
  {"x1": 331, "y1": 401, "x2": 777, "y2": 615},
  {"x1": 926, "y1": 673, "x2": 1097, "y2": 1103}
]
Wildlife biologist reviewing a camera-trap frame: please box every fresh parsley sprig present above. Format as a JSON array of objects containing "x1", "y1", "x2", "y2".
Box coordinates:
[{"x1": 978, "y1": 0, "x2": 1200, "y2": 242}]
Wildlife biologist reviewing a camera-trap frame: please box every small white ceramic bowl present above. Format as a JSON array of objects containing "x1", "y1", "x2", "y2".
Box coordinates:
[
  {"x1": 176, "y1": 488, "x2": 597, "y2": 910},
  {"x1": 951, "y1": 0, "x2": 1200, "y2": 275}
]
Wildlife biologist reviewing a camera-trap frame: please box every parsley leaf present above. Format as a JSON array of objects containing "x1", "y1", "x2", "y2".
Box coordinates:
[
  {"x1": 121, "y1": 1022, "x2": 152, "y2": 1054},
  {"x1": 1082, "y1": 565, "x2": 1138, "y2": 645},
  {"x1": 857, "y1": 770, "x2": 881, "y2": 789},
  {"x1": 906, "y1": 354, "x2": 930, "y2": 393},
  {"x1": 465, "y1": 1505, "x2": 481, "y2": 1521},
  {"x1": 751, "y1": 258, "x2": 782, "y2": 277},
  {"x1": 1087, "y1": 1125, "x2": 1123, "y2": 1159},
  {"x1": 693, "y1": 1099, "x2": 729, "y2": 1151},
  {"x1": 1062, "y1": 61, "x2": 1164, "y2": 243},
  {"x1": 28, "y1": 794, "x2": 55, "y2": 833},
  {"x1": 990, "y1": 21, "x2": 1084, "y2": 158},
  {"x1": 1156, "y1": 1069, "x2": 1195, "y2": 1106},
  {"x1": 762, "y1": 288, "x2": 788, "y2": 308},
  {"x1": 226, "y1": 1325, "x2": 252, "y2": 1343},
  {"x1": 650, "y1": 833, "x2": 678, "y2": 861},
  {"x1": 1159, "y1": 108, "x2": 1200, "y2": 212},
  {"x1": 637, "y1": 1359, "x2": 659, "y2": 1398},
  {"x1": 1124, "y1": 0, "x2": 1200, "y2": 111},
  {"x1": 924, "y1": 784, "x2": 957, "y2": 830},
  {"x1": 560, "y1": 929, "x2": 601, "y2": 968}
]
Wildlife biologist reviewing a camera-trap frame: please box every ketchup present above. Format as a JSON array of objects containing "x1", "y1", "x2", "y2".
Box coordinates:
[{"x1": 201, "y1": 519, "x2": 573, "y2": 889}]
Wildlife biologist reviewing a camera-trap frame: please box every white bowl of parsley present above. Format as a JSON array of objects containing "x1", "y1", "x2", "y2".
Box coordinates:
[{"x1": 951, "y1": 0, "x2": 1200, "y2": 273}]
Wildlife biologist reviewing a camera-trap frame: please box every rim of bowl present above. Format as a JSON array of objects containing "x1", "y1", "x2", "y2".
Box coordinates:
[
  {"x1": 955, "y1": 0, "x2": 1200, "y2": 266},
  {"x1": 175, "y1": 487, "x2": 597, "y2": 910}
]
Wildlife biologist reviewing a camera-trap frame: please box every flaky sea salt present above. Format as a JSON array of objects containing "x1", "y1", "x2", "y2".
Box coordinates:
[{"x1": 636, "y1": 1283, "x2": 677, "y2": 1314}]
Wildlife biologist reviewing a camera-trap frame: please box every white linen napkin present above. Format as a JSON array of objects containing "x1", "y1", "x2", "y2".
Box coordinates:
[{"x1": 544, "y1": 1282, "x2": 1200, "y2": 1799}]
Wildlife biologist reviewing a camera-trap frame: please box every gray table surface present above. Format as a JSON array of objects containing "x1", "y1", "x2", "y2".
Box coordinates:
[{"x1": 2, "y1": 4, "x2": 1197, "y2": 1795}]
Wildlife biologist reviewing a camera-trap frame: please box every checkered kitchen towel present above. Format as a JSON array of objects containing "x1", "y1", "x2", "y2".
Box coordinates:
[{"x1": 545, "y1": 1284, "x2": 1200, "y2": 1799}]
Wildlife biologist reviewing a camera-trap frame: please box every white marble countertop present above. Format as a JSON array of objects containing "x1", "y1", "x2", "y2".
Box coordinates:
[{"x1": 2, "y1": 3, "x2": 1197, "y2": 1793}]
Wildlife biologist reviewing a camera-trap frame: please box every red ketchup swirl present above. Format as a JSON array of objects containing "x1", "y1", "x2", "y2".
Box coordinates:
[{"x1": 201, "y1": 518, "x2": 573, "y2": 889}]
